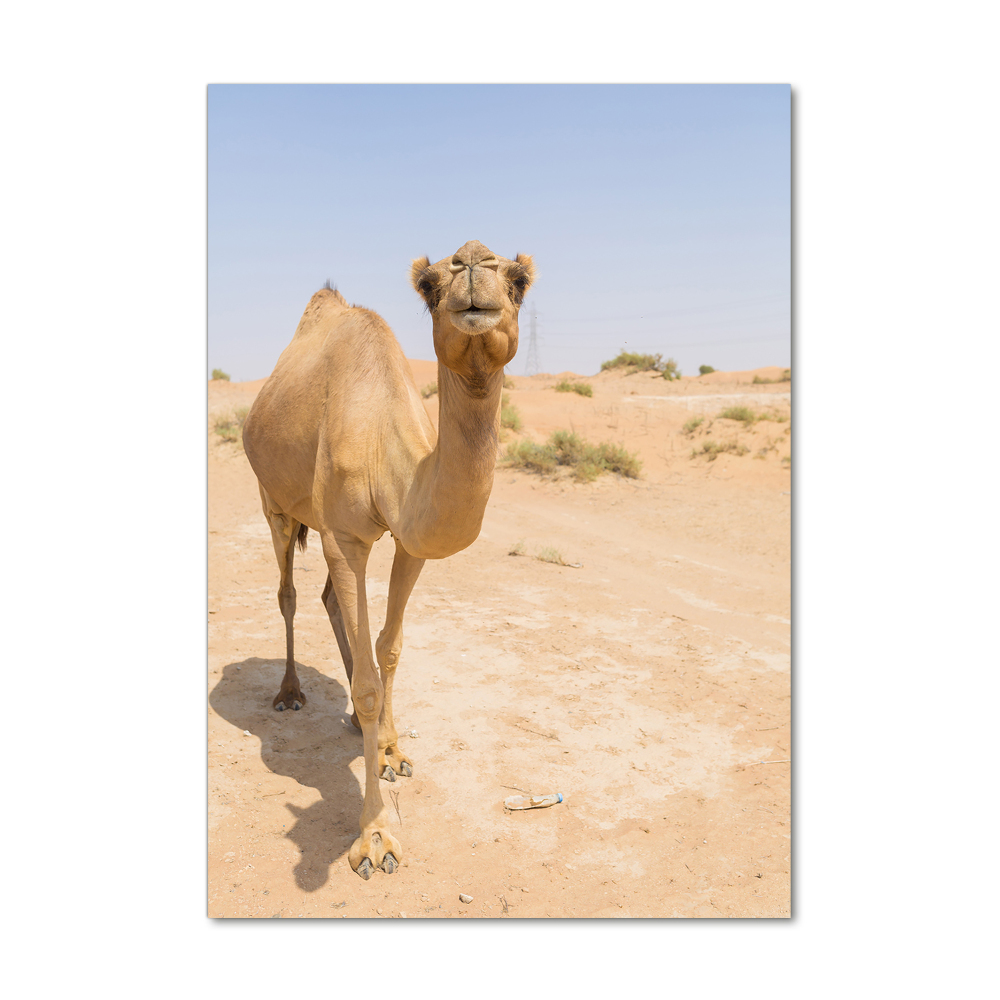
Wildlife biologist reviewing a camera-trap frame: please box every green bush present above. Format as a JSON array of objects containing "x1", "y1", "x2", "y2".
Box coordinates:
[
  {"x1": 682, "y1": 416, "x2": 704, "y2": 434},
  {"x1": 421, "y1": 382, "x2": 437, "y2": 398},
  {"x1": 211, "y1": 369, "x2": 230, "y2": 382},
  {"x1": 660, "y1": 358, "x2": 681, "y2": 380},
  {"x1": 698, "y1": 365, "x2": 715, "y2": 375},
  {"x1": 554, "y1": 380, "x2": 593, "y2": 397}
]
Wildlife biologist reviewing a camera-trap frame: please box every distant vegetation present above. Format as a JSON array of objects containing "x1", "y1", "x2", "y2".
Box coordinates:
[
  {"x1": 211, "y1": 369, "x2": 230, "y2": 382},
  {"x1": 717, "y1": 406, "x2": 789, "y2": 426},
  {"x1": 421, "y1": 382, "x2": 437, "y2": 398},
  {"x1": 501, "y1": 392, "x2": 522, "y2": 432},
  {"x1": 600, "y1": 350, "x2": 681, "y2": 380},
  {"x1": 554, "y1": 380, "x2": 593, "y2": 397},
  {"x1": 718, "y1": 405, "x2": 758, "y2": 426},
  {"x1": 753, "y1": 369, "x2": 791, "y2": 384},
  {"x1": 698, "y1": 365, "x2": 715, "y2": 375},
  {"x1": 504, "y1": 375, "x2": 516, "y2": 389},
  {"x1": 691, "y1": 440, "x2": 750, "y2": 461},
  {"x1": 214, "y1": 406, "x2": 249, "y2": 443},
  {"x1": 503, "y1": 430, "x2": 641, "y2": 482},
  {"x1": 682, "y1": 416, "x2": 705, "y2": 434}
]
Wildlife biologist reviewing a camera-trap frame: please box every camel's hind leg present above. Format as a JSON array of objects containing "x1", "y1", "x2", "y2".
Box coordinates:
[
  {"x1": 259, "y1": 484, "x2": 307, "y2": 711},
  {"x1": 322, "y1": 573, "x2": 359, "y2": 728},
  {"x1": 374, "y1": 538, "x2": 425, "y2": 781}
]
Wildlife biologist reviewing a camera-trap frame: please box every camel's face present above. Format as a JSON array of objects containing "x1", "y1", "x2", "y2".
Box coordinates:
[{"x1": 411, "y1": 240, "x2": 535, "y2": 378}]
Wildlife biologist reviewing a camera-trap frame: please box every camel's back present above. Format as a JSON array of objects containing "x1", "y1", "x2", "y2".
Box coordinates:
[{"x1": 243, "y1": 288, "x2": 432, "y2": 522}]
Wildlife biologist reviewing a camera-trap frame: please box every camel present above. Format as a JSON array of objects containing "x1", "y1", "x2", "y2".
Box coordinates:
[{"x1": 241, "y1": 240, "x2": 535, "y2": 879}]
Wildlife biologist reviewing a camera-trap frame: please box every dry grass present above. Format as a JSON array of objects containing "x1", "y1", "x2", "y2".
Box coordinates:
[
  {"x1": 214, "y1": 406, "x2": 249, "y2": 444},
  {"x1": 753, "y1": 369, "x2": 791, "y2": 384},
  {"x1": 501, "y1": 392, "x2": 522, "y2": 432},
  {"x1": 690, "y1": 439, "x2": 750, "y2": 461},
  {"x1": 554, "y1": 380, "x2": 593, "y2": 397},
  {"x1": 211, "y1": 369, "x2": 230, "y2": 382},
  {"x1": 682, "y1": 416, "x2": 705, "y2": 434},
  {"x1": 421, "y1": 382, "x2": 437, "y2": 399},
  {"x1": 503, "y1": 430, "x2": 641, "y2": 482}
]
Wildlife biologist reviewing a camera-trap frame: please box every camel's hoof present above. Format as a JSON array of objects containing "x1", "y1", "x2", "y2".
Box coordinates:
[
  {"x1": 381, "y1": 853, "x2": 398, "y2": 874},
  {"x1": 399, "y1": 761, "x2": 413, "y2": 777},
  {"x1": 357, "y1": 858, "x2": 375, "y2": 880},
  {"x1": 275, "y1": 703, "x2": 285, "y2": 712},
  {"x1": 381, "y1": 765, "x2": 396, "y2": 782},
  {"x1": 292, "y1": 701, "x2": 302, "y2": 711}
]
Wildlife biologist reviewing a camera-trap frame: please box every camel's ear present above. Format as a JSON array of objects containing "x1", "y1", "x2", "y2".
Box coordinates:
[
  {"x1": 506, "y1": 253, "x2": 536, "y2": 307},
  {"x1": 410, "y1": 256, "x2": 442, "y2": 311}
]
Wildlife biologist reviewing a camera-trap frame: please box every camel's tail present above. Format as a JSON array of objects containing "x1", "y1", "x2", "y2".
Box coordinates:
[{"x1": 296, "y1": 523, "x2": 309, "y2": 552}]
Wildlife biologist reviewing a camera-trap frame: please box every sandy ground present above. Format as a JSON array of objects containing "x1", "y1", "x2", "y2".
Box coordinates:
[{"x1": 208, "y1": 361, "x2": 791, "y2": 919}]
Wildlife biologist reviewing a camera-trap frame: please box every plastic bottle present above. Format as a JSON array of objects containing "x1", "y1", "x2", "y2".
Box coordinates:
[{"x1": 504, "y1": 793, "x2": 563, "y2": 810}]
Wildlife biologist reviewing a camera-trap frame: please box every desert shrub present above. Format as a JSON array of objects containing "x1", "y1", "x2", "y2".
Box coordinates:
[
  {"x1": 504, "y1": 375, "x2": 516, "y2": 389},
  {"x1": 508, "y1": 540, "x2": 526, "y2": 556},
  {"x1": 214, "y1": 405, "x2": 249, "y2": 443},
  {"x1": 698, "y1": 365, "x2": 715, "y2": 376},
  {"x1": 536, "y1": 547, "x2": 565, "y2": 565},
  {"x1": 211, "y1": 369, "x2": 230, "y2": 381},
  {"x1": 504, "y1": 430, "x2": 641, "y2": 481},
  {"x1": 752, "y1": 369, "x2": 791, "y2": 384},
  {"x1": 601, "y1": 350, "x2": 662, "y2": 372},
  {"x1": 554, "y1": 380, "x2": 593, "y2": 397},
  {"x1": 503, "y1": 439, "x2": 558, "y2": 474},
  {"x1": 501, "y1": 392, "x2": 522, "y2": 431},
  {"x1": 601, "y1": 350, "x2": 681, "y2": 379},
  {"x1": 682, "y1": 416, "x2": 704, "y2": 434},
  {"x1": 690, "y1": 440, "x2": 750, "y2": 462},
  {"x1": 718, "y1": 405, "x2": 757, "y2": 425},
  {"x1": 421, "y1": 382, "x2": 437, "y2": 398}
]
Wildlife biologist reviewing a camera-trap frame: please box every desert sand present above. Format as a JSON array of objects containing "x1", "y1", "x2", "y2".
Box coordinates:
[{"x1": 208, "y1": 361, "x2": 791, "y2": 918}]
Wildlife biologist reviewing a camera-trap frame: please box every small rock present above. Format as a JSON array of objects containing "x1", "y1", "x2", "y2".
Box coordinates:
[
  {"x1": 459, "y1": 893, "x2": 473, "y2": 904},
  {"x1": 376, "y1": 907, "x2": 383, "y2": 914},
  {"x1": 243, "y1": 730, "x2": 251, "y2": 736},
  {"x1": 521, "y1": 887, "x2": 530, "y2": 892}
]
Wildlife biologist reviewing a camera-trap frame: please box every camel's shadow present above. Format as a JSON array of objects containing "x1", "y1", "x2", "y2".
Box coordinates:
[{"x1": 209, "y1": 656, "x2": 364, "y2": 891}]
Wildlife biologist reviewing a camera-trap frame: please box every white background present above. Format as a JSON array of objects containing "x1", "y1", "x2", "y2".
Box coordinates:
[{"x1": 2, "y1": 1, "x2": 996, "y2": 996}]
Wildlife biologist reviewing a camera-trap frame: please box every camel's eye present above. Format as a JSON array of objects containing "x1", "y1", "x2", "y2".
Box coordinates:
[{"x1": 418, "y1": 280, "x2": 434, "y2": 295}]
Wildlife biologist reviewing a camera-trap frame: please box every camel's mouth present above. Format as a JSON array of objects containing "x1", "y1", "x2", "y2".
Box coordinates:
[{"x1": 448, "y1": 307, "x2": 502, "y2": 334}]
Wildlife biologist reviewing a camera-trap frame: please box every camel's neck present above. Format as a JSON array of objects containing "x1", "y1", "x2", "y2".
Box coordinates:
[{"x1": 400, "y1": 362, "x2": 503, "y2": 559}]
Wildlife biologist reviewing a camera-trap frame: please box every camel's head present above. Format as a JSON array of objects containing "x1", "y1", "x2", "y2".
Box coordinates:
[{"x1": 410, "y1": 240, "x2": 536, "y2": 381}]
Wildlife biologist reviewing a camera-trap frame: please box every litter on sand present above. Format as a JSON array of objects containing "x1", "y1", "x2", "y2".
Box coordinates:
[{"x1": 504, "y1": 793, "x2": 563, "y2": 810}]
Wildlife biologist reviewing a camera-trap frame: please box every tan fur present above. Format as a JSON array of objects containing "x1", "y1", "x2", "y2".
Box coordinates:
[{"x1": 242, "y1": 240, "x2": 534, "y2": 878}]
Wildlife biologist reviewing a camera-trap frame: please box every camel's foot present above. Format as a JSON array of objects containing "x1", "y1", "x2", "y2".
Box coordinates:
[
  {"x1": 273, "y1": 684, "x2": 305, "y2": 712},
  {"x1": 349, "y1": 827, "x2": 402, "y2": 879},
  {"x1": 379, "y1": 744, "x2": 413, "y2": 781}
]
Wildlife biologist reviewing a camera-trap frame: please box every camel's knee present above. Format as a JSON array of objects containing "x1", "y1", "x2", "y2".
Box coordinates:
[
  {"x1": 351, "y1": 676, "x2": 384, "y2": 723},
  {"x1": 375, "y1": 630, "x2": 402, "y2": 672},
  {"x1": 278, "y1": 584, "x2": 297, "y2": 619}
]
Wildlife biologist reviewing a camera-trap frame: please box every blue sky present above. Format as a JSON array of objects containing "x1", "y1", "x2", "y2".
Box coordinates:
[{"x1": 209, "y1": 84, "x2": 789, "y2": 380}]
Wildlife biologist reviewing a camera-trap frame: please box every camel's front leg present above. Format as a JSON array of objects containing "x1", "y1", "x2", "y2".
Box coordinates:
[
  {"x1": 323, "y1": 534, "x2": 402, "y2": 879},
  {"x1": 375, "y1": 539, "x2": 426, "y2": 781}
]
